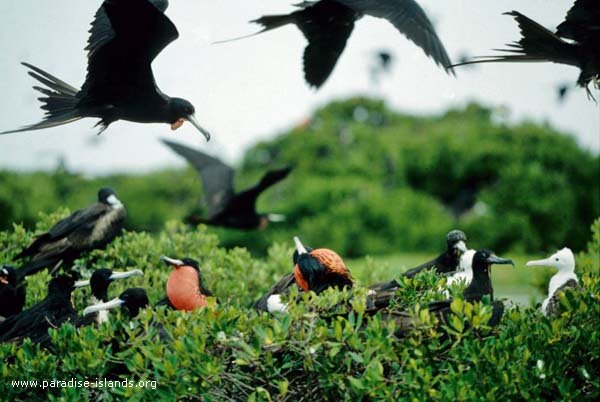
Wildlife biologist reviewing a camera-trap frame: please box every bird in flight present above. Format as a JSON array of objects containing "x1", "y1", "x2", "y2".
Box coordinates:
[
  {"x1": 162, "y1": 139, "x2": 292, "y2": 230},
  {"x1": 450, "y1": 0, "x2": 600, "y2": 100},
  {"x1": 219, "y1": 0, "x2": 454, "y2": 88},
  {"x1": 1, "y1": 0, "x2": 211, "y2": 140}
]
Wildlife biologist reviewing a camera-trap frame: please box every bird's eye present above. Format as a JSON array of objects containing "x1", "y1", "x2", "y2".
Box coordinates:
[{"x1": 555, "y1": 258, "x2": 559, "y2": 261}]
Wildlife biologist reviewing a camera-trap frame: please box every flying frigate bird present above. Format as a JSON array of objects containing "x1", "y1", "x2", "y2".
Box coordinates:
[
  {"x1": 218, "y1": 0, "x2": 454, "y2": 88},
  {"x1": 1, "y1": 0, "x2": 211, "y2": 139},
  {"x1": 162, "y1": 139, "x2": 292, "y2": 230}
]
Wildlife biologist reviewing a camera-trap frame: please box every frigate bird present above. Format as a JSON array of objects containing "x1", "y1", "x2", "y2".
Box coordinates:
[
  {"x1": 1, "y1": 0, "x2": 211, "y2": 139},
  {"x1": 254, "y1": 236, "x2": 353, "y2": 313},
  {"x1": 158, "y1": 256, "x2": 214, "y2": 311},
  {"x1": 450, "y1": 1, "x2": 600, "y2": 99},
  {"x1": 0, "y1": 275, "x2": 88, "y2": 344},
  {"x1": 14, "y1": 188, "x2": 126, "y2": 277},
  {"x1": 83, "y1": 288, "x2": 150, "y2": 319},
  {"x1": 375, "y1": 249, "x2": 514, "y2": 336},
  {"x1": 221, "y1": 0, "x2": 453, "y2": 88},
  {"x1": 162, "y1": 139, "x2": 292, "y2": 230},
  {"x1": 0, "y1": 266, "x2": 26, "y2": 322},
  {"x1": 526, "y1": 248, "x2": 579, "y2": 317}
]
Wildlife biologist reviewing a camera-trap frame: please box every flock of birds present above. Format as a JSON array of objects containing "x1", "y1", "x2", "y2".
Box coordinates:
[{"x1": 0, "y1": 0, "x2": 595, "y2": 348}]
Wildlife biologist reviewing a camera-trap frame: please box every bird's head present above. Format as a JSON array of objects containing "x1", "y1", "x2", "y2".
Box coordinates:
[
  {"x1": 161, "y1": 255, "x2": 211, "y2": 311},
  {"x1": 168, "y1": 98, "x2": 211, "y2": 141},
  {"x1": 446, "y1": 229, "x2": 468, "y2": 257},
  {"x1": 292, "y1": 236, "x2": 353, "y2": 292},
  {"x1": 98, "y1": 187, "x2": 123, "y2": 209},
  {"x1": 75, "y1": 268, "x2": 144, "y2": 301},
  {"x1": 49, "y1": 274, "x2": 87, "y2": 297},
  {"x1": 526, "y1": 247, "x2": 575, "y2": 273},
  {"x1": 472, "y1": 249, "x2": 514, "y2": 276},
  {"x1": 0, "y1": 265, "x2": 16, "y2": 286},
  {"x1": 83, "y1": 288, "x2": 149, "y2": 318}
]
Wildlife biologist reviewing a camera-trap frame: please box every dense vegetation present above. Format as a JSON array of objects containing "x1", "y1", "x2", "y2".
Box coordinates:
[
  {"x1": 0, "y1": 212, "x2": 598, "y2": 401},
  {"x1": 1, "y1": 99, "x2": 597, "y2": 257}
]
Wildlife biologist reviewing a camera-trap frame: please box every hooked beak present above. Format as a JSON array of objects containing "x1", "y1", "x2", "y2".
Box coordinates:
[
  {"x1": 294, "y1": 236, "x2": 308, "y2": 255},
  {"x1": 109, "y1": 269, "x2": 144, "y2": 281},
  {"x1": 83, "y1": 297, "x2": 124, "y2": 316},
  {"x1": 526, "y1": 257, "x2": 553, "y2": 268},
  {"x1": 74, "y1": 279, "x2": 91, "y2": 288},
  {"x1": 454, "y1": 240, "x2": 468, "y2": 254},
  {"x1": 486, "y1": 254, "x2": 514, "y2": 267},
  {"x1": 186, "y1": 115, "x2": 211, "y2": 142},
  {"x1": 160, "y1": 255, "x2": 185, "y2": 267}
]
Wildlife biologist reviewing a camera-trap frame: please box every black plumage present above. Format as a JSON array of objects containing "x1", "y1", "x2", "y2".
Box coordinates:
[
  {"x1": 14, "y1": 188, "x2": 126, "y2": 277},
  {"x1": 0, "y1": 266, "x2": 26, "y2": 321},
  {"x1": 1, "y1": 0, "x2": 211, "y2": 139},
  {"x1": 162, "y1": 139, "x2": 292, "y2": 230},
  {"x1": 0, "y1": 275, "x2": 85, "y2": 344},
  {"x1": 82, "y1": 288, "x2": 150, "y2": 320},
  {"x1": 450, "y1": 1, "x2": 600, "y2": 99},
  {"x1": 235, "y1": 0, "x2": 453, "y2": 88}
]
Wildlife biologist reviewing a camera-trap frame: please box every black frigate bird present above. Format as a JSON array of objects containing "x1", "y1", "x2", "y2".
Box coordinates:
[
  {"x1": 450, "y1": 0, "x2": 600, "y2": 99},
  {"x1": 162, "y1": 139, "x2": 292, "y2": 230},
  {"x1": 14, "y1": 188, "x2": 126, "y2": 277},
  {"x1": 220, "y1": 0, "x2": 454, "y2": 88},
  {"x1": 0, "y1": 266, "x2": 26, "y2": 322},
  {"x1": 0, "y1": 275, "x2": 89, "y2": 345},
  {"x1": 82, "y1": 288, "x2": 150, "y2": 321},
  {"x1": 1, "y1": 0, "x2": 211, "y2": 140},
  {"x1": 374, "y1": 249, "x2": 514, "y2": 336}
]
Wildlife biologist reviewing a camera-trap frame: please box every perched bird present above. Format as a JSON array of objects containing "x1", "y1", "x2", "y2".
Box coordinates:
[
  {"x1": 1, "y1": 0, "x2": 211, "y2": 140},
  {"x1": 449, "y1": 1, "x2": 600, "y2": 99},
  {"x1": 158, "y1": 256, "x2": 214, "y2": 311},
  {"x1": 224, "y1": 0, "x2": 453, "y2": 88},
  {"x1": 83, "y1": 288, "x2": 150, "y2": 320},
  {"x1": 371, "y1": 230, "x2": 472, "y2": 292},
  {"x1": 0, "y1": 266, "x2": 26, "y2": 322},
  {"x1": 526, "y1": 248, "x2": 579, "y2": 317},
  {"x1": 377, "y1": 249, "x2": 514, "y2": 335},
  {"x1": 14, "y1": 188, "x2": 126, "y2": 277},
  {"x1": 254, "y1": 236, "x2": 353, "y2": 313},
  {"x1": 0, "y1": 275, "x2": 88, "y2": 344},
  {"x1": 75, "y1": 268, "x2": 144, "y2": 324},
  {"x1": 162, "y1": 139, "x2": 292, "y2": 230}
]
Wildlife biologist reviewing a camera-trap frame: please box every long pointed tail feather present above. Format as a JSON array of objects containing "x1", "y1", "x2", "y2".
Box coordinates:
[{"x1": 213, "y1": 14, "x2": 296, "y2": 45}]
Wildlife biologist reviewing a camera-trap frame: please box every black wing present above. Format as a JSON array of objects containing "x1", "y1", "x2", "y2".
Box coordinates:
[
  {"x1": 79, "y1": 0, "x2": 179, "y2": 103},
  {"x1": 162, "y1": 139, "x2": 235, "y2": 218},
  {"x1": 15, "y1": 203, "x2": 109, "y2": 260},
  {"x1": 224, "y1": 167, "x2": 293, "y2": 217},
  {"x1": 402, "y1": 254, "x2": 441, "y2": 278},
  {"x1": 546, "y1": 278, "x2": 579, "y2": 317},
  {"x1": 556, "y1": 0, "x2": 600, "y2": 44},
  {"x1": 337, "y1": 0, "x2": 454, "y2": 73},
  {"x1": 253, "y1": 273, "x2": 297, "y2": 312}
]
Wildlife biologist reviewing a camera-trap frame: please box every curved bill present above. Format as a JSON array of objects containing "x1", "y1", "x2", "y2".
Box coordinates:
[
  {"x1": 83, "y1": 297, "x2": 124, "y2": 316},
  {"x1": 110, "y1": 269, "x2": 144, "y2": 280},
  {"x1": 160, "y1": 255, "x2": 184, "y2": 267},
  {"x1": 487, "y1": 254, "x2": 514, "y2": 267},
  {"x1": 526, "y1": 258, "x2": 552, "y2": 268},
  {"x1": 294, "y1": 236, "x2": 308, "y2": 255},
  {"x1": 187, "y1": 115, "x2": 211, "y2": 142}
]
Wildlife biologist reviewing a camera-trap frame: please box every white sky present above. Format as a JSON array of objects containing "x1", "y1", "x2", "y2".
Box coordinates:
[{"x1": 0, "y1": 0, "x2": 598, "y2": 174}]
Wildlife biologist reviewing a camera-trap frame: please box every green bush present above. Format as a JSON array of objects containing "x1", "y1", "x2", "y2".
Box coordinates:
[{"x1": 0, "y1": 214, "x2": 598, "y2": 401}]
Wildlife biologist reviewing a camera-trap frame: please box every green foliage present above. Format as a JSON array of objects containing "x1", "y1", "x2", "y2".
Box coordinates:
[{"x1": 0, "y1": 215, "x2": 599, "y2": 401}]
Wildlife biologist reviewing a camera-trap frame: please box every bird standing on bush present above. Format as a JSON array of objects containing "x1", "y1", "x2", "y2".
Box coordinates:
[
  {"x1": 254, "y1": 236, "x2": 353, "y2": 313},
  {"x1": 220, "y1": 0, "x2": 453, "y2": 88},
  {"x1": 163, "y1": 139, "x2": 292, "y2": 230},
  {"x1": 158, "y1": 256, "x2": 215, "y2": 311},
  {"x1": 527, "y1": 248, "x2": 579, "y2": 317},
  {"x1": 14, "y1": 188, "x2": 126, "y2": 278},
  {"x1": 1, "y1": 0, "x2": 211, "y2": 139},
  {"x1": 0, "y1": 266, "x2": 26, "y2": 322},
  {"x1": 449, "y1": 0, "x2": 600, "y2": 99}
]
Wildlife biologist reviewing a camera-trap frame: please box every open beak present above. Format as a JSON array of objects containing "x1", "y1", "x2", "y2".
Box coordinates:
[
  {"x1": 454, "y1": 240, "x2": 468, "y2": 254},
  {"x1": 526, "y1": 257, "x2": 552, "y2": 268},
  {"x1": 294, "y1": 236, "x2": 308, "y2": 255},
  {"x1": 110, "y1": 269, "x2": 144, "y2": 281},
  {"x1": 160, "y1": 255, "x2": 184, "y2": 267},
  {"x1": 83, "y1": 297, "x2": 124, "y2": 316},
  {"x1": 186, "y1": 115, "x2": 211, "y2": 142},
  {"x1": 486, "y1": 254, "x2": 514, "y2": 267}
]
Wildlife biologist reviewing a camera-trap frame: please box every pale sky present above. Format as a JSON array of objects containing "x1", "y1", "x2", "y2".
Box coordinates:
[{"x1": 0, "y1": 0, "x2": 598, "y2": 174}]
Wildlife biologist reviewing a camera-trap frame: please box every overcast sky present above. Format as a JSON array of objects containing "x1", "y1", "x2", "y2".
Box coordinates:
[{"x1": 0, "y1": 0, "x2": 598, "y2": 174}]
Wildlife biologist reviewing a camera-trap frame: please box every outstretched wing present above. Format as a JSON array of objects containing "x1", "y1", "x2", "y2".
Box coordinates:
[
  {"x1": 556, "y1": 0, "x2": 600, "y2": 45},
  {"x1": 337, "y1": 0, "x2": 454, "y2": 73},
  {"x1": 162, "y1": 139, "x2": 235, "y2": 217},
  {"x1": 80, "y1": 0, "x2": 178, "y2": 102},
  {"x1": 226, "y1": 167, "x2": 293, "y2": 216}
]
